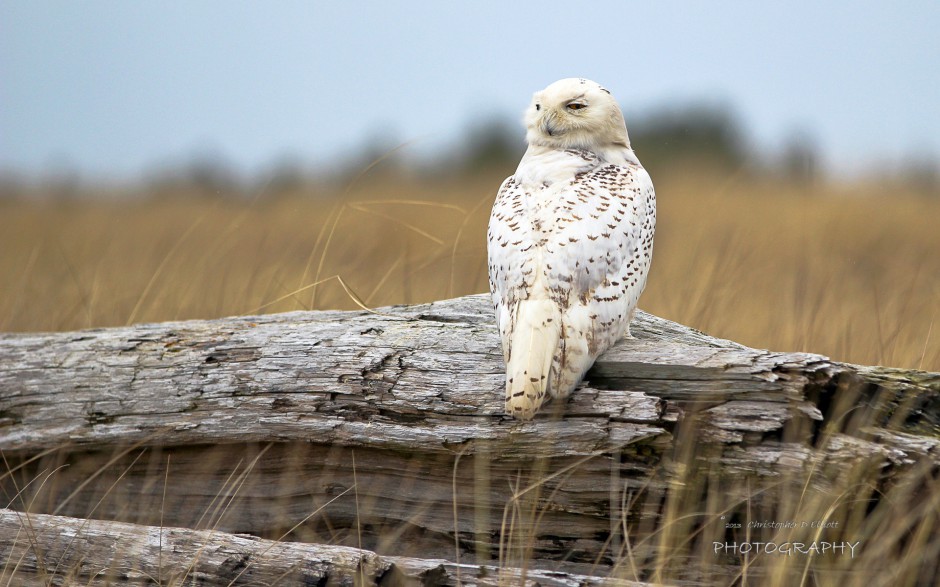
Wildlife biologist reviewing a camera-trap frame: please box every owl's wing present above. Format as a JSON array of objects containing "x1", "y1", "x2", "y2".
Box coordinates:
[
  {"x1": 487, "y1": 175, "x2": 538, "y2": 363},
  {"x1": 548, "y1": 163, "x2": 655, "y2": 307},
  {"x1": 542, "y1": 163, "x2": 656, "y2": 394},
  {"x1": 487, "y1": 150, "x2": 607, "y2": 362}
]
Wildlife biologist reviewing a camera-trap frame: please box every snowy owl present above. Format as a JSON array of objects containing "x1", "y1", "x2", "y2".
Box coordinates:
[{"x1": 487, "y1": 78, "x2": 656, "y2": 420}]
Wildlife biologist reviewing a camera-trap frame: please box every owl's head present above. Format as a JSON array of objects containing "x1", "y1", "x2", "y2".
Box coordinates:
[{"x1": 524, "y1": 78, "x2": 630, "y2": 151}]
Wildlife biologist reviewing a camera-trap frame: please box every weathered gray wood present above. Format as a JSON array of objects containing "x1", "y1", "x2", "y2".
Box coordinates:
[
  {"x1": 1, "y1": 294, "x2": 938, "y2": 584},
  {"x1": 0, "y1": 509, "x2": 654, "y2": 586},
  {"x1": 3, "y1": 294, "x2": 935, "y2": 452}
]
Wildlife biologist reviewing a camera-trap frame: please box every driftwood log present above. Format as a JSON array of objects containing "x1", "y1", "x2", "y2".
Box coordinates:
[
  {"x1": 0, "y1": 509, "x2": 652, "y2": 587},
  {"x1": 1, "y1": 294, "x2": 938, "y2": 585}
]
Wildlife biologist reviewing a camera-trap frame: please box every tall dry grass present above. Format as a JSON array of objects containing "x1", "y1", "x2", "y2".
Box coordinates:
[{"x1": 1, "y1": 170, "x2": 937, "y2": 371}]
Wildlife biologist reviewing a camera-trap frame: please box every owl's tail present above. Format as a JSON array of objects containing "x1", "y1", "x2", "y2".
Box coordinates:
[{"x1": 505, "y1": 299, "x2": 561, "y2": 420}]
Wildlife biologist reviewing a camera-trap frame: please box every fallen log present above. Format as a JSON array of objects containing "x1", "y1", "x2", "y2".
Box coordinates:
[
  {"x1": 0, "y1": 509, "x2": 651, "y2": 586},
  {"x1": 1, "y1": 294, "x2": 938, "y2": 585}
]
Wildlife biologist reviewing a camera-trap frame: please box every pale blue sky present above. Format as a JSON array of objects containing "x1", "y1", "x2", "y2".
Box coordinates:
[{"x1": 1, "y1": 1, "x2": 938, "y2": 179}]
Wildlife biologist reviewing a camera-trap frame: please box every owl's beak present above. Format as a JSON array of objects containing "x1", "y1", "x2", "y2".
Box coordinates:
[{"x1": 541, "y1": 117, "x2": 558, "y2": 137}]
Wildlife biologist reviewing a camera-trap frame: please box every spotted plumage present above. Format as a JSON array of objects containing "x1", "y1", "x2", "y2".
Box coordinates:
[{"x1": 487, "y1": 78, "x2": 656, "y2": 420}]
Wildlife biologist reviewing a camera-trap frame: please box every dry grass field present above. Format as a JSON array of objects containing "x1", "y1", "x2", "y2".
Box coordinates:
[{"x1": 2, "y1": 170, "x2": 937, "y2": 371}]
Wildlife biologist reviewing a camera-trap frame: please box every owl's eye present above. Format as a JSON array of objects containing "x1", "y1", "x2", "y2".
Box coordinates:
[
  {"x1": 566, "y1": 103, "x2": 586, "y2": 111},
  {"x1": 535, "y1": 103, "x2": 541, "y2": 111}
]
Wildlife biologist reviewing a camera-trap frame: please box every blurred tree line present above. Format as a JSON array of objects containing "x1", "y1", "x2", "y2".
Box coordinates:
[
  {"x1": 2, "y1": 103, "x2": 938, "y2": 199},
  {"x1": 449, "y1": 104, "x2": 821, "y2": 184}
]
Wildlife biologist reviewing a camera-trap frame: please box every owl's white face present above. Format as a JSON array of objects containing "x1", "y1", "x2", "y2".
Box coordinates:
[{"x1": 524, "y1": 78, "x2": 629, "y2": 151}]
